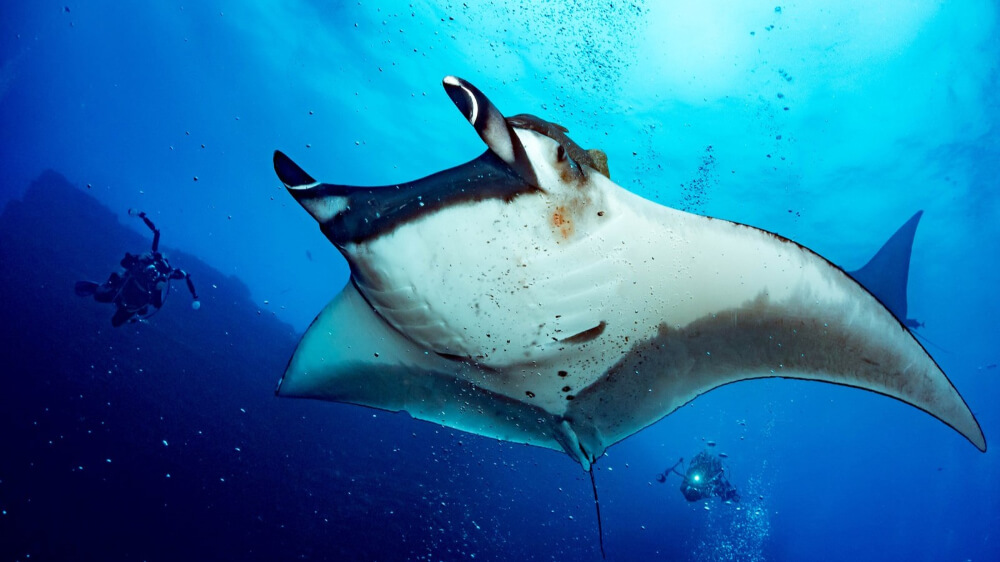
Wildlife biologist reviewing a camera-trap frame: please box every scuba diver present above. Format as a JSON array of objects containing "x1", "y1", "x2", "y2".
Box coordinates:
[
  {"x1": 76, "y1": 209, "x2": 199, "y2": 327},
  {"x1": 657, "y1": 450, "x2": 740, "y2": 503}
]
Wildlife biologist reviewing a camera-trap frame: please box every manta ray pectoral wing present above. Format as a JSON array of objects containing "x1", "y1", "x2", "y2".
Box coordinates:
[
  {"x1": 278, "y1": 282, "x2": 570, "y2": 453},
  {"x1": 557, "y1": 221, "x2": 985, "y2": 459}
]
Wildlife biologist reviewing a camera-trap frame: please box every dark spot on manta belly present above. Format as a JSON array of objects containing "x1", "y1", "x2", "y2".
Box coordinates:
[
  {"x1": 558, "y1": 370, "x2": 569, "y2": 377},
  {"x1": 562, "y1": 321, "x2": 607, "y2": 344},
  {"x1": 565, "y1": 394, "x2": 575, "y2": 401},
  {"x1": 562, "y1": 386, "x2": 572, "y2": 392},
  {"x1": 526, "y1": 391, "x2": 535, "y2": 398}
]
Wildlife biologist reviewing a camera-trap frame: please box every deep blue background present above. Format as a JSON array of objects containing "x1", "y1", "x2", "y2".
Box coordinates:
[{"x1": 1, "y1": 2, "x2": 998, "y2": 560}]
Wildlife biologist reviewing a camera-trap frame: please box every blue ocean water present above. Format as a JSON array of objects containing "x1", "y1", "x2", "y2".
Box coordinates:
[{"x1": 1, "y1": 1, "x2": 998, "y2": 561}]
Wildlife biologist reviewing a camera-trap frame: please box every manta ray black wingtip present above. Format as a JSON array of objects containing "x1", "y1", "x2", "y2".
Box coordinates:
[
  {"x1": 273, "y1": 150, "x2": 316, "y2": 188},
  {"x1": 972, "y1": 426, "x2": 987, "y2": 452}
]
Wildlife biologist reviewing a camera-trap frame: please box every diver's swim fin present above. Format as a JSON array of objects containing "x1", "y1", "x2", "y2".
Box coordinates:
[{"x1": 75, "y1": 281, "x2": 99, "y2": 297}]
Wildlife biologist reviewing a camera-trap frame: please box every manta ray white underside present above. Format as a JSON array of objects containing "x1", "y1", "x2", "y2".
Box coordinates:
[{"x1": 272, "y1": 76, "x2": 985, "y2": 471}]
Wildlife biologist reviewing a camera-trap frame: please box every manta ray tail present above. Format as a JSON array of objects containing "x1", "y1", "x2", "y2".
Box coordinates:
[
  {"x1": 848, "y1": 210, "x2": 922, "y2": 324},
  {"x1": 590, "y1": 469, "x2": 606, "y2": 559}
]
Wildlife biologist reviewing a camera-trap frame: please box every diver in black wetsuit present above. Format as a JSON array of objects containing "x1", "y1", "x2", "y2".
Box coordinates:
[
  {"x1": 76, "y1": 209, "x2": 199, "y2": 327},
  {"x1": 658, "y1": 451, "x2": 740, "y2": 503}
]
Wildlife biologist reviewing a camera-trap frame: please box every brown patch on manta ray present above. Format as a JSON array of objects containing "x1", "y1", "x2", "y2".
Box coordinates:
[{"x1": 552, "y1": 206, "x2": 574, "y2": 239}]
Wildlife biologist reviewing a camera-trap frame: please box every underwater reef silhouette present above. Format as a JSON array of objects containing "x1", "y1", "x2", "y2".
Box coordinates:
[{"x1": 0, "y1": 171, "x2": 463, "y2": 561}]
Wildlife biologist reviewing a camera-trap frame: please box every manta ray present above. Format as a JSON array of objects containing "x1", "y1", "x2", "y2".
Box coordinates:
[{"x1": 272, "y1": 77, "x2": 986, "y2": 475}]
